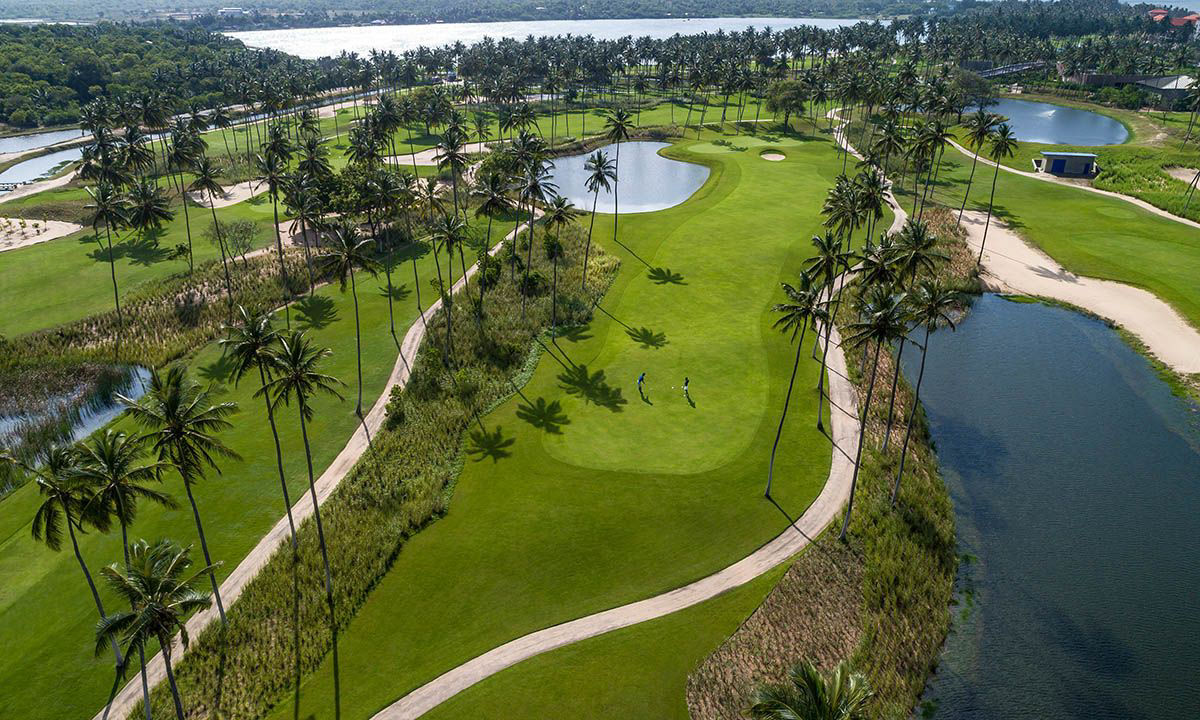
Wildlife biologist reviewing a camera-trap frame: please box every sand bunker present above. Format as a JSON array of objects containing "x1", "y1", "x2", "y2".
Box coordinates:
[
  {"x1": 0, "y1": 218, "x2": 82, "y2": 252},
  {"x1": 1167, "y1": 167, "x2": 1199, "y2": 184},
  {"x1": 761, "y1": 152, "x2": 786, "y2": 161}
]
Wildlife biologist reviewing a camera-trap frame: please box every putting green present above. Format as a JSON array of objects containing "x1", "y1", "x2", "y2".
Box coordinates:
[{"x1": 267, "y1": 129, "x2": 870, "y2": 720}]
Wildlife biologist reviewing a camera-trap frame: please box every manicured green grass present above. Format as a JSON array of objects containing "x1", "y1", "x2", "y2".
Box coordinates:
[
  {"x1": 263, "y1": 128, "x2": 859, "y2": 720},
  {"x1": 923, "y1": 146, "x2": 1200, "y2": 329},
  {"x1": 423, "y1": 564, "x2": 789, "y2": 720},
  {"x1": 0, "y1": 190, "x2": 280, "y2": 335},
  {"x1": 0, "y1": 241, "x2": 444, "y2": 720}
]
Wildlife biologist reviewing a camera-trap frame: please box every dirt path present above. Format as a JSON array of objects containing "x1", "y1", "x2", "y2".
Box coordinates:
[
  {"x1": 371, "y1": 301, "x2": 859, "y2": 720},
  {"x1": 94, "y1": 211, "x2": 539, "y2": 720},
  {"x1": 963, "y1": 210, "x2": 1200, "y2": 374},
  {"x1": 946, "y1": 139, "x2": 1200, "y2": 231},
  {"x1": 0, "y1": 219, "x2": 83, "y2": 252},
  {"x1": 388, "y1": 141, "x2": 492, "y2": 167},
  {"x1": 0, "y1": 170, "x2": 78, "y2": 204}
]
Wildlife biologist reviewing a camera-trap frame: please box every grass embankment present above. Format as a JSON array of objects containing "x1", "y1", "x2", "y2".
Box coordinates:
[
  {"x1": 951, "y1": 95, "x2": 1200, "y2": 223},
  {"x1": 228, "y1": 128, "x2": 854, "y2": 720},
  {"x1": 0, "y1": 234, "x2": 449, "y2": 720},
  {"x1": 420, "y1": 208, "x2": 971, "y2": 720}
]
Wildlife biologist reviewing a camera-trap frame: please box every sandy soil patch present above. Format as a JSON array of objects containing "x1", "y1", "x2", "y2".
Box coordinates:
[
  {"x1": 387, "y1": 141, "x2": 492, "y2": 166},
  {"x1": 760, "y1": 151, "x2": 786, "y2": 161},
  {"x1": 1166, "y1": 167, "x2": 1199, "y2": 184},
  {"x1": 962, "y1": 209, "x2": 1200, "y2": 374},
  {"x1": 0, "y1": 218, "x2": 83, "y2": 252},
  {"x1": 187, "y1": 180, "x2": 263, "y2": 209}
]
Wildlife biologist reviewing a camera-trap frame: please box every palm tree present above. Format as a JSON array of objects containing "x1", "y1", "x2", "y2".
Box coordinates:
[
  {"x1": 581, "y1": 149, "x2": 617, "y2": 291},
  {"x1": 891, "y1": 281, "x2": 959, "y2": 506},
  {"x1": 766, "y1": 270, "x2": 824, "y2": 498},
  {"x1": 2, "y1": 448, "x2": 123, "y2": 669},
  {"x1": 85, "y1": 182, "x2": 128, "y2": 361},
  {"x1": 805, "y1": 233, "x2": 854, "y2": 434},
  {"x1": 261, "y1": 331, "x2": 345, "y2": 719},
  {"x1": 189, "y1": 155, "x2": 236, "y2": 316},
  {"x1": 957, "y1": 110, "x2": 1000, "y2": 222},
  {"x1": 517, "y1": 161, "x2": 558, "y2": 318},
  {"x1": 120, "y1": 366, "x2": 239, "y2": 627},
  {"x1": 839, "y1": 285, "x2": 908, "y2": 541},
  {"x1": 542, "y1": 195, "x2": 579, "y2": 328},
  {"x1": 95, "y1": 539, "x2": 214, "y2": 720},
  {"x1": 167, "y1": 124, "x2": 203, "y2": 272},
  {"x1": 125, "y1": 178, "x2": 174, "y2": 250},
  {"x1": 435, "y1": 126, "x2": 472, "y2": 219},
  {"x1": 745, "y1": 660, "x2": 873, "y2": 720},
  {"x1": 75, "y1": 429, "x2": 173, "y2": 720},
  {"x1": 319, "y1": 221, "x2": 381, "y2": 416},
  {"x1": 472, "y1": 172, "x2": 515, "y2": 316},
  {"x1": 256, "y1": 150, "x2": 294, "y2": 324},
  {"x1": 602, "y1": 108, "x2": 635, "y2": 244},
  {"x1": 977, "y1": 123, "x2": 1019, "y2": 263}
]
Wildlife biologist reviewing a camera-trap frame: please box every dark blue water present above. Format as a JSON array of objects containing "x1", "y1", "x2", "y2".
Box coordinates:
[
  {"x1": 979, "y1": 98, "x2": 1129, "y2": 146},
  {"x1": 548, "y1": 141, "x2": 709, "y2": 214},
  {"x1": 909, "y1": 294, "x2": 1200, "y2": 719},
  {"x1": 0, "y1": 128, "x2": 84, "y2": 155}
]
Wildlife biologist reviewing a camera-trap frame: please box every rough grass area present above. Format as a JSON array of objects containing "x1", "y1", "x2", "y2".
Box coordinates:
[
  {"x1": 688, "y1": 214, "x2": 975, "y2": 719},
  {"x1": 135, "y1": 222, "x2": 619, "y2": 719}
]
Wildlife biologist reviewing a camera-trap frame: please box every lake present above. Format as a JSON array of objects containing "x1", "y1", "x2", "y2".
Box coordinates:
[
  {"x1": 0, "y1": 146, "x2": 82, "y2": 191},
  {"x1": 981, "y1": 97, "x2": 1129, "y2": 146},
  {"x1": 0, "y1": 128, "x2": 84, "y2": 155},
  {"x1": 909, "y1": 295, "x2": 1200, "y2": 719},
  {"x1": 548, "y1": 141, "x2": 709, "y2": 214},
  {"x1": 228, "y1": 17, "x2": 866, "y2": 59}
]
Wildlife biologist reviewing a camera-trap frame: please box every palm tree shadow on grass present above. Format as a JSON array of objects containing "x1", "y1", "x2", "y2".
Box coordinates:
[
  {"x1": 197, "y1": 352, "x2": 241, "y2": 384},
  {"x1": 88, "y1": 233, "x2": 172, "y2": 267},
  {"x1": 466, "y1": 425, "x2": 515, "y2": 462},
  {"x1": 294, "y1": 295, "x2": 339, "y2": 330},
  {"x1": 379, "y1": 281, "x2": 411, "y2": 302},
  {"x1": 626, "y1": 326, "x2": 668, "y2": 349},
  {"x1": 647, "y1": 266, "x2": 686, "y2": 285},
  {"x1": 557, "y1": 364, "x2": 626, "y2": 411},
  {"x1": 516, "y1": 397, "x2": 570, "y2": 434}
]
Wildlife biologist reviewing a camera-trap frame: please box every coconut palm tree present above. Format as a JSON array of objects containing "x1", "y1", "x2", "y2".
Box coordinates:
[
  {"x1": 319, "y1": 221, "x2": 381, "y2": 416},
  {"x1": 86, "y1": 182, "x2": 128, "y2": 361},
  {"x1": 95, "y1": 539, "x2": 214, "y2": 720},
  {"x1": 74, "y1": 429, "x2": 173, "y2": 720},
  {"x1": 435, "y1": 126, "x2": 472, "y2": 219},
  {"x1": 839, "y1": 285, "x2": 908, "y2": 541},
  {"x1": 517, "y1": 161, "x2": 558, "y2": 318},
  {"x1": 189, "y1": 155, "x2": 236, "y2": 316},
  {"x1": 256, "y1": 149, "x2": 294, "y2": 325},
  {"x1": 766, "y1": 269, "x2": 825, "y2": 498},
  {"x1": 745, "y1": 660, "x2": 873, "y2": 720},
  {"x1": 125, "y1": 178, "x2": 174, "y2": 253},
  {"x1": 892, "y1": 281, "x2": 959, "y2": 506},
  {"x1": 957, "y1": 109, "x2": 1001, "y2": 222},
  {"x1": 261, "y1": 331, "x2": 345, "y2": 718},
  {"x1": 167, "y1": 123, "x2": 203, "y2": 270},
  {"x1": 2, "y1": 448, "x2": 123, "y2": 669},
  {"x1": 471, "y1": 172, "x2": 515, "y2": 316},
  {"x1": 602, "y1": 108, "x2": 635, "y2": 243},
  {"x1": 978, "y1": 123, "x2": 1019, "y2": 263},
  {"x1": 805, "y1": 233, "x2": 855, "y2": 434},
  {"x1": 120, "y1": 366, "x2": 239, "y2": 627},
  {"x1": 542, "y1": 195, "x2": 579, "y2": 328},
  {"x1": 581, "y1": 149, "x2": 617, "y2": 291}
]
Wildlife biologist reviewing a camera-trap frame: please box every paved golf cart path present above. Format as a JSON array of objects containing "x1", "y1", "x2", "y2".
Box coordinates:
[{"x1": 95, "y1": 211, "x2": 540, "y2": 720}]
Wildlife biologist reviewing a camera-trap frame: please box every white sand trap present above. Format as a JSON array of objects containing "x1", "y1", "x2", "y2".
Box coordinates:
[
  {"x1": 1167, "y1": 167, "x2": 1199, "y2": 184},
  {"x1": 187, "y1": 180, "x2": 264, "y2": 209},
  {"x1": 761, "y1": 151, "x2": 786, "y2": 161},
  {"x1": 0, "y1": 218, "x2": 82, "y2": 252},
  {"x1": 962, "y1": 209, "x2": 1200, "y2": 374}
]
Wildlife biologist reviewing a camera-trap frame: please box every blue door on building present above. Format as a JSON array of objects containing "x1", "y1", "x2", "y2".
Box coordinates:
[{"x1": 1050, "y1": 158, "x2": 1066, "y2": 174}]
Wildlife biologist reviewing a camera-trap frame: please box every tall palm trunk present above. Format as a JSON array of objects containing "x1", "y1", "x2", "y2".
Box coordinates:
[
  {"x1": 815, "y1": 270, "x2": 848, "y2": 433},
  {"x1": 270, "y1": 191, "x2": 291, "y2": 328},
  {"x1": 839, "y1": 340, "x2": 883, "y2": 541},
  {"x1": 957, "y1": 144, "x2": 983, "y2": 222},
  {"x1": 117, "y1": 507, "x2": 152, "y2": 720},
  {"x1": 101, "y1": 224, "x2": 123, "y2": 363},
  {"x1": 65, "y1": 507, "x2": 122, "y2": 666},
  {"x1": 349, "y1": 267, "x2": 364, "y2": 416},
  {"x1": 208, "y1": 198, "x2": 235, "y2": 321},
  {"x1": 891, "y1": 325, "x2": 931, "y2": 506},
  {"x1": 296, "y1": 405, "x2": 340, "y2": 720},
  {"x1": 181, "y1": 478, "x2": 225, "y2": 625},
  {"x1": 766, "y1": 321, "x2": 809, "y2": 498},
  {"x1": 159, "y1": 632, "x2": 186, "y2": 720},
  {"x1": 880, "y1": 334, "x2": 909, "y2": 452},
  {"x1": 978, "y1": 160, "x2": 1002, "y2": 263},
  {"x1": 581, "y1": 190, "x2": 600, "y2": 291}
]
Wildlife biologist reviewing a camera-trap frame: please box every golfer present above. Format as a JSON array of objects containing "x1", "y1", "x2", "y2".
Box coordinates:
[
  {"x1": 638, "y1": 372, "x2": 646, "y2": 391},
  {"x1": 682, "y1": 377, "x2": 690, "y2": 396}
]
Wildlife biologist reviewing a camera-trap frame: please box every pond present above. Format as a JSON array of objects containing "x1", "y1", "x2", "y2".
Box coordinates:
[
  {"x1": 548, "y1": 141, "x2": 708, "y2": 214},
  {"x1": 978, "y1": 97, "x2": 1129, "y2": 146},
  {"x1": 229, "y1": 17, "x2": 865, "y2": 59},
  {"x1": 908, "y1": 294, "x2": 1200, "y2": 719},
  {"x1": 0, "y1": 128, "x2": 84, "y2": 155},
  {"x1": 0, "y1": 146, "x2": 83, "y2": 189}
]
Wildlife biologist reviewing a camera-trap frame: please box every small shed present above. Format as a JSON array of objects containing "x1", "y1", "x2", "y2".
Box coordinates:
[{"x1": 1035, "y1": 151, "x2": 1098, "y2": 177}]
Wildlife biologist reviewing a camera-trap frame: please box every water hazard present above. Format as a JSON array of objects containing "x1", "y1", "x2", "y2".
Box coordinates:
[
  {"x1": 548, "y1": 141, "x2": 708, "y2": 214},
  {"x1": 979, "y1": 98, "x2": 1129, "y2": 146}
]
